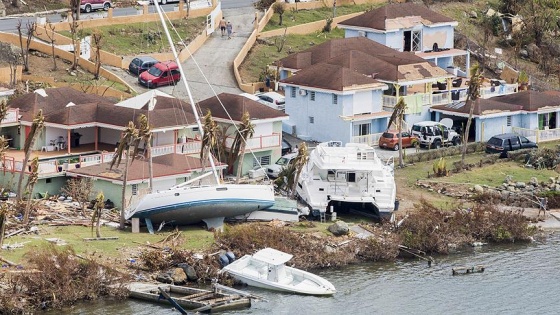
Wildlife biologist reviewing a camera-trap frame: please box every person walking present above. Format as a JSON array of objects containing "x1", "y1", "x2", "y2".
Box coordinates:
[
  {"x1": 219, "y1": 17, "x2": 227, "y2": 37},
  {"x1": 226, "y1": 21, "x2": 233, "y2": 39}
]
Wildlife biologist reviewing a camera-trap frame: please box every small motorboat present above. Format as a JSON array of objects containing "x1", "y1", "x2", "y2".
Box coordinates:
[
  {"x1": 127, "y1": 282, "x2": 251, "y2": 312},
  {"x1": 220, "y1": 248, "x2": 336, "y2": 295}
]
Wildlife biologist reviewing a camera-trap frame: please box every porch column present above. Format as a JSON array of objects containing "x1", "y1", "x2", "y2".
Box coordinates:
[
  {"x1": 94, "y1": 126, "x2": 98, "y2": 151},
  {"x1": 174, "y1": 130, "x2": 177, "y2": 153},
  {"x1": 67, "y1": 129, "x2": 71, "y2": 154},
  {"x1": 446, "y1": 78, "x2": 452, "y2": 103}
]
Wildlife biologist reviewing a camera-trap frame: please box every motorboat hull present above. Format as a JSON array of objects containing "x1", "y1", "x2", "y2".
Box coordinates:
[
  {"x1": 127, "y1": 184, "x2": 275, "y2": 225},
  {"x1": 221, "y1": 249, "x2": 336, "y2": 296}
]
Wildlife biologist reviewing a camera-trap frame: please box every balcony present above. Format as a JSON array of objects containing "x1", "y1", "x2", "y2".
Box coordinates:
[
  {"x1": 351, "y1": 133, "x2": 383, "y2": 146},
  {"x1": 224, "y1": 134, "x2": 281, "y2": 151}
]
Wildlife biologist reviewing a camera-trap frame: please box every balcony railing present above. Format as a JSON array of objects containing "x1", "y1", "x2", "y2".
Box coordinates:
[
  {"x1": 224, "y1": 134, "x2": 281, "y2": 151},
  {"x1": 512, "y1": 126, "x2": 560, "y2": 143},
  {"x1": 480, "y1": 84, "x2": 518, "y2": 99},
  {"x1": 351, "y1": 133, "x2": 383, "y2": 146}
]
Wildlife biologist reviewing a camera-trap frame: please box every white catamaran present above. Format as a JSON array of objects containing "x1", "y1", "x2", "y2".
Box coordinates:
[
  {"x1": 296, "y1": 141, "x2": 397, "y2": 222},
  {"x1": 125, "y1": 3, "x2": 275, "y2": 230}
]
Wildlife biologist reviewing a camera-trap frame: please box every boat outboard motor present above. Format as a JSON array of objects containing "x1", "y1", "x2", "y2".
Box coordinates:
[
  {"x1": 226, "y1": 251, "x2": 236, "y2": 263},
  {"x1": 219, "y1": 253, "x2": 230, "y2": 267}
]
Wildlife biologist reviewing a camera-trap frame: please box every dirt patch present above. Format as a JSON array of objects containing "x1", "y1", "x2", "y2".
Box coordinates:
[{"x1": 2, "y1": 0, "x2": 68, "y2": 15}]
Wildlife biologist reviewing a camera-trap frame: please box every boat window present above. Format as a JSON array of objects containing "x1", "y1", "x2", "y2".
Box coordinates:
[
  {"x1": 216, "y1": 187, "x2": 228, "y2": 191},
  {"x1": 174, "y1": 193, "x2": 180, "y2": 196},
  {"x1": 347, "y1": 172, "x2": 356, "y2": 183}
]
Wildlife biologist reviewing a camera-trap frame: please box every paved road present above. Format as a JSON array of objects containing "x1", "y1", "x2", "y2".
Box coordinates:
[{"x1": 113, "y1": 5, "x2": 257, "y2": 102}]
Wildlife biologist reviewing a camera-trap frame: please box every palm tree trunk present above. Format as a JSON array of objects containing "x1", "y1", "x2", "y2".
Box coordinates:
[
  {"x1": 235, "y1": 144, "x2": 246, "y2": 183},
  {"x1": 148, "y1": 142, "x2": 153, "y2": 192},
  {"x1": 120, "y1": 147, "x2": 130, "y2": 229},
  {"x1": 398, "y1": 112, "x2": 404, "y2": 167},
  {"x1": 16, "y1": 150, "x2": 31, "y2": 201}
]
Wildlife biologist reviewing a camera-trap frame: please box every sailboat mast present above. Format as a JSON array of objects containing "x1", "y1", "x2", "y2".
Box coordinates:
[{"x1": 153, "y1": 2, "x2": 221, "y2": 183}]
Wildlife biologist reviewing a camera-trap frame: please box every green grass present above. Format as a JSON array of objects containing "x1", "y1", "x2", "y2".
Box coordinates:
[
  {"x1": 59, "y1": 17, "x2": 206, "y2": 56},
  {"x1": 239, "y1": 28, "x2": 345, "y2": 82},
  {"x1": 263, "y1": 4, "x2": 379, "y2": 32},
  {"x1": 1, "y1": 225, "x2": 215, "y2": 264}
]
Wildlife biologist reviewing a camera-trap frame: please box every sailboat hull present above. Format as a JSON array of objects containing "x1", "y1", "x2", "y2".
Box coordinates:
[{"x1": 127, "y1": 184, "x2": 275, "y2": 225}]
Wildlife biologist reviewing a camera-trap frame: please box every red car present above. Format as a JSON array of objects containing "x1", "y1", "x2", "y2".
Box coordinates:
[
  {"x1": 378, "y1": 130, "x2": 419, "y2": 151},
  {"x1": 138, "y1": 61, "x2": 181, "y2": 88}
]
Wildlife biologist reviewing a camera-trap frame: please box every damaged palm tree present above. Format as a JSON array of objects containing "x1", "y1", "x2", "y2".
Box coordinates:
[
  {"x1": 111, "y1": 121, "x2": 140, "y2": 229},
  {"x1": 200, "y1": 110, "x2": 221, "y2": 172},
  {"x1": 387, "y1": 96, "x2": 407, "y2": 167},
  {"x1": 230, "y1": 111, "x2": 254, "y2": 182},
  {"x1": 22, "y1": 157, "x2": 39, "y2": 225},
  {"x1": 17, "y1": 109, "x2": 44, "y2": 203},
  {"x1": 461, "y1": 64, "x2": 483, "y2": 167},
  {"x1": 137, "y1": 114, "x2": 153, "y2": 192}
]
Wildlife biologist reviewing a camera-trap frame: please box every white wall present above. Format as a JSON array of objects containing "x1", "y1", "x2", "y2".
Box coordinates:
[
  {"x1": 99, "y1": 128, "x2": 121, "y2": 145},
  {"x1": 153, "y1": 130, "x2": 174, "y2": 146}
]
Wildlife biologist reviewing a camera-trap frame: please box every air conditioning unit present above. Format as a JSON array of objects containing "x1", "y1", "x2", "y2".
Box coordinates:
[{"x1": 299, "y1": 89, "x2": 307, "y2": 96}]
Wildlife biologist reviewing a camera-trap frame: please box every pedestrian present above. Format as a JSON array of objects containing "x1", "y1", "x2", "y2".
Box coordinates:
[
  {"x1": 219, "y1": 17, "x2": 226, "y2": 37},
  {"x1": 226, "y1": 21, "x2": 233, "y2": 39}
]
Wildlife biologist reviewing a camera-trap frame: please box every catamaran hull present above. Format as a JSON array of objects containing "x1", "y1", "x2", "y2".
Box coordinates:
[{"x1": 127, "y1": 184, "x2": 275, "y2": 225}]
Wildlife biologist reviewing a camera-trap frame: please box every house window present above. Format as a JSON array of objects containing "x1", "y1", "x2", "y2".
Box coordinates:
[
  {"x1": 403, "y1": 30, "x2": 422, "y2": 52},
  {"x1": 333, "y1": 94, "x2": 338, "y2": 104},
  {"x1": 354, "y1": 123, "x2": 371, "y2": 136},
  {"x1": 412, "y1": 30, "x2": 421, "y2": 51},
  {"x1": 132, "y1": 184, "x2": 138, "y2": 196},
  {"x1": 358, "y1": 31, "x2": 366, "y2": 37},
  {"x1": 506, "y1": 115, "x2": 512, "y2": 127},
  {"x1": 254, "y1": 156, "x2": 271, "y2": 167},
  {"x1": 310, "y1": 91, "x2": 316, "y2": 101},
  {"x1": 46, "y1": 178, "x2": 52, "y2": 183},
  {"x1": 309, "y1": 116, "x2": 315, "y2": 124},
  {"x1": 291, "y1": 87, "x2": 296, "y2": 98}
]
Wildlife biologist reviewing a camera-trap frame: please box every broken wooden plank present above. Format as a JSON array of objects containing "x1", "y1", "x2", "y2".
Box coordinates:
[{"x1": 83, "y1": 236, "x2": 119, "y2": 241}]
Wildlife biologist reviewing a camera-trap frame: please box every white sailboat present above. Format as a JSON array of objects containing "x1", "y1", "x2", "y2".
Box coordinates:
[
  {"x1": 125, "y1": 3, "x2": 275, "y2": 230},
  {"x1": 296, "y1": 141, "x2": 397, "y2": 222}
]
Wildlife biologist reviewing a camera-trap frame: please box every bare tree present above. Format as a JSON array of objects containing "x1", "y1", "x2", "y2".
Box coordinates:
[
  {"x1": 17, "y1": 110, "x2": 44, "y2": 203},
  {"x1": 16, "y1": 21, "x2": 38, "y2": 73},
  {"x1": 22, "y1": 157, "x2": 39, "y2": 225},
  {"x1": 0, "y1": 202, "x2": 14, "y2": 248},
  {"x1": 387, "y1": 97, "x2": 407, "y2": 168},
  {"x1": 61, "y1": 178, "x2": 94, "y2": 216},
  {"x1": 69, "y1": 19, "x2": 81, "y2": 71},
  {"x1": 91, "y1": 192, "x2": 105, "y2": 238},
  {"x1": 200, "y1": 110, "x2": 220, "y2": 171},
  {"x1": 45, "y1": 22, "x2": 58, "y2": 71},
  {"x1": 136, "y1": 114, "x2": 153, "y2": 192},
  {"x1": 91, "y1": 30, "x2": 103, "y2": 80},
  {"x1": 272, "y1": 2, "x2": 286, "y2": 26},
  {"x1": 461, "y1": 64, "x2": 483, "y2": 167},
  {"x1": 70, "y1": 0, "x2": 81, "y2": 21}
]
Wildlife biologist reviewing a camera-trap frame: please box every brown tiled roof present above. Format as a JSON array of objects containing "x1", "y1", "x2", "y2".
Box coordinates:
[
  {"x1": 431, "y1": 90, "x2": 560, "y2": 116},
  {"x1": 339, "y1": 2, "x2": 455, "y2": 31},
  {"x1": 197, "y1": 93, "x2": 288, "y2": 121},
  {"x1": 324, "y1": 50, "x2": 449, "y2": 82},
  {"x1": 8, "y1": 87, "x2": 115, "y2": 121},
  {"x1": 67, "y1": 154, "x2": 222, "y2": 182},
  {"x1": 276, "y1": 37, "x2": 397, "y2": 70},
  {"x1": 7, "y1": 87, "x2": 197, "y2": 129},
  {"x1": 280, "y1": 63, "x2": 384, "y2": 91}
]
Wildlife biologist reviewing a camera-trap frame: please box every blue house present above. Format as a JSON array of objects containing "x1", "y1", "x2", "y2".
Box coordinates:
[
  {"x1": 338, "y1": 2, "x2": 470, "y2": 78},
  {"x1": 430, "y1": 90, "x2": 560, "y2": 142},
  {"x1": 277, "y1": 37, "x2": 454, "y2": 144}
]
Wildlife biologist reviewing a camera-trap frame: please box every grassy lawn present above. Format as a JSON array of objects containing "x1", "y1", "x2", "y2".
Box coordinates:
[
  {"x1": 263, "y1": 4, "x2": 380, "y2": 32},
  {"x1": 239, "y1": 28, "x2": 345, "y2": 83},
  {"x1": 59, "y1": 17, "x2": 206, "y2": 56},
  {"x1": 1, "y1": 225, "x2": 215, "y2": 264}
]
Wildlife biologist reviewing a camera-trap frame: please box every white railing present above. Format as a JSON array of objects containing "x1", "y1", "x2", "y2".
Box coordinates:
[
  {"x1": 480, "y1": 84, "x2": 518, "y2": 99},
  {"x1": 38, "y1": 160, "x2": 57, "y2": 174},
  {"x1": 511, "y1": 126, "x2": 560, "y2": 143},
  {"x1": 224, "y1": 134, "x2": 281, "y2": 151},
  {"x1": 351, "y1": 133, "x2": 383, "y2": 146},
  {"x1": 151, "y1": 144, "x2": 175, "y2": 157},
  {"x1": 175, "y1": 141, "x2": 202, "y2": 155}
]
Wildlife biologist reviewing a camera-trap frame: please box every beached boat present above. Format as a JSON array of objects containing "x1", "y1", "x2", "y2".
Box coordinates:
[
  {"x1": 124, "y1": 2, "x2": 275, "y2": 230},
  {"x1": 229, "y1": 197, "x2": 308, "y2": 223},
  {"x1": 296, "y1": 141, "x2": 397, "y2": 222},
  {"x1": 220, "y1": 248, "x2": 336, "y2": 295},
  {"x1": 128, "y1": 282, "x2": 251, "y2": 312}
]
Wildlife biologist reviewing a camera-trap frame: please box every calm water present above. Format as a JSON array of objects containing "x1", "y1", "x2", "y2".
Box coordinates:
[{"x1": 56, "y1": 233, "x2": 560, "y2": 315}]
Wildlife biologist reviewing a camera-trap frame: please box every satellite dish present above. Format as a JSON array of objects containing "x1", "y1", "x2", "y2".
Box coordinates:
[{"x1": 440, "y1": 118, "x2": 453, "y2": 129}]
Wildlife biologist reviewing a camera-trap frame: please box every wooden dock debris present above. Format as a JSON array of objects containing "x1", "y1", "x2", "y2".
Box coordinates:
[
  {"x1": 452, "y1": 265, "x2": 485, "y2": 275},
  {"x1": 83, "y1": 236, "x2": 119, "y2": 241}
]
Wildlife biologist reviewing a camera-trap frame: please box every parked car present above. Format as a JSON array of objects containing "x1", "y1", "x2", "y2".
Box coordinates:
[
  {"x1": 248, "y1": 165, "x2": 267, "y2": 179},
  {"x1": 80, "y1": 0, "x2": 112, "y2": 13},
  {"x1": 256, "y1": 92, "x2": 285, "y2": 111},
  {"x1": 411, "y1": 121, "x2": 461, "y2": 149},
  {"x1": 281, "y1": 139, "x2": 293, "y2": 155},
  {"x1": 138, "y1": 61, "x2": 181, "y2": 88},
  {"x1": 128, "y1": 56, "x2": 159, "y2": 76},
  {"x1": 485, "y1": 133, "x2": 538, "y2": 158},
  {"x1": 378, "y1": 130, "x2": 419, "y2": 151},
  {"x1": 239, "y1": 93, "x2": 261, "y2": 102},
  {"x1": 149, "y1": 0, "x2": 184, "y2": 4},
  {"x1": 267, "y1": 153, "x2": 297, "y2": 178}
]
